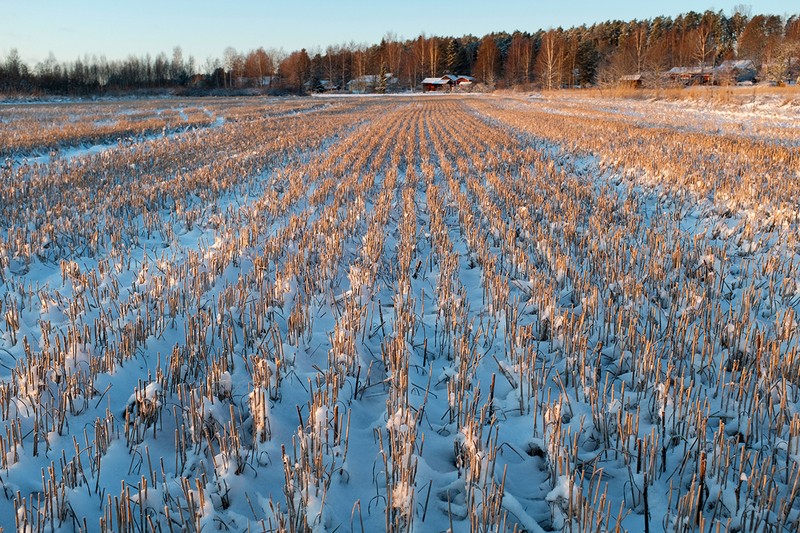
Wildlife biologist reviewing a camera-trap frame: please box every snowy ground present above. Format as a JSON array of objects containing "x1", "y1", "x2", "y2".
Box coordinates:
[
  {"x1": 1, "y1": 95, "x2": 799, "y2": 532},
  {"x1": 516, "y1": 89, "x2": 800, "y2": 145}
]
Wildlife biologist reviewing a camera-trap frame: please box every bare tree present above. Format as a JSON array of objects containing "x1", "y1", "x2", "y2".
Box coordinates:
[
  {"x1": 413, "y1": 35, "x2": 427, "y2": 87},
  {"x1": 692, "y1": 13, "x2": 719, "y2": 69},
  {"x1": 279, "y1": 49, "x2": 311, "y2": 93},
  {"x1": 384, "y1": 32, "x2": 403, "y2": 78},
  {"x1": 475, "y1": 35, "x2": 500, "y2": 85},
  {"x1": 426, "y1": 36, "x2": 441, "y2": 77},
  {"x1": 631, "y1": 22, "x2": 649, "y2": 73},
  {"x1": 537, "y1": 30, "x2": 563, "y2": 90},
  {"x1": 154, "y1": 52, "x2": 168, "y2": 87},
  {"x1": 245, "y1": 48, "x2": 274, "y2": 86},
  {"x1": 171, "y1": 46, "x2": 185, "y2": 84},
  {"x1": 505, "y1": 33, "x2": 534, "y2": 86},
  {"x1": 323, "y1": 45, "x2": 338, "y2": 88},
  {"x1": 351, "y1": 42, "x2": 367, "y2": 80},
  {"x1": 204, "y1": 55, "x2": 220, "y2": 76},
  {"x1": 223, "y1": 47, "x2": 238, "y2": 88}
]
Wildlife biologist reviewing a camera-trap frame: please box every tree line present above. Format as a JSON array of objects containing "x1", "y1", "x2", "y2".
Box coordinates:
[{"x1": 2, "y1": 8, "x2": 799, "y2": 96}]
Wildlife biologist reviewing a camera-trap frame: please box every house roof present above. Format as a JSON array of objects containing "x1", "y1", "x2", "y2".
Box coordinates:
[
  {"x1": 714, "y1": 60, "x2": 755, "y2": 72},
  {"x1": 349, "y1": 75, "x2": 379, "y2": 84},
  {"x1": 422, "y1": 78, "x2": 448, "y2": 85},
  {"x1": 668, "y1": 66, "x2": 711, "y2": 75},
  {"x1": 441, "y1": 74, "x2": 458, "y2": 81}
]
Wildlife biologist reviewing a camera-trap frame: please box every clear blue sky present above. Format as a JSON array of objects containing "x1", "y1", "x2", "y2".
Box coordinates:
[{"x1": 3, "y1": 1, "x2": 797, "y2": 67}]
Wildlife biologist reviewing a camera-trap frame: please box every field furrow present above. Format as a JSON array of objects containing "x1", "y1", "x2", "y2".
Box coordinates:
[{"x1": 1, "y1": 95, "x2": 799, "y2": 533}]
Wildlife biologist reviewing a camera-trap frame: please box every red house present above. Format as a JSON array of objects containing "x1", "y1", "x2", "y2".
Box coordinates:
[
  {"x1": 421, "y1": 74, "x2": 475, "y2": 92},
  {"x1": 422, "y1": 77, "x2": 449, "y2": 91}
]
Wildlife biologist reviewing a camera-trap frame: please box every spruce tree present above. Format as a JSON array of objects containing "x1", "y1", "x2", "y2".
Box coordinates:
[
  {"x1": 446, "y1": 39, "x2": 460, "y2": 73},
  {"x1": 377, "y1": 63, "x2": 388, "y2": 93}
]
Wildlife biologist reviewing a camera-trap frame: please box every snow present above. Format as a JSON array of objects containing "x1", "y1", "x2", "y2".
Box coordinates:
[{"x1": 1, "y1": 93, "x2": 799, "y2": 532}]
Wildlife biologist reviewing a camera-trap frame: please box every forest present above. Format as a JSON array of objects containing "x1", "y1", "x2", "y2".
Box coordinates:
[{"x1": 1, "y1": 8, "x2": 799, "y2": 95}]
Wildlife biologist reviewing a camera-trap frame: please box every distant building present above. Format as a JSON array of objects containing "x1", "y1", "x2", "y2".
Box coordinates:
[
  {"x1": 318, "y1": 80, "x2": 339, "y2": 91},
  {"x1": 235, "y1": 76, "x2": 273, "y2": 88},
  {"x1": 305, "y1": 79, "x2": 339, "y2": 92},
  {"x1": 347, "y1": 73, "x2": 397, "y2": 93},
  {"x1": 667, "y1": 66, "x2": 713, "y2": 85},
  {"x1": 619, "y1": 74, "x2": 643, "y2": 88},
  {"x1": 712, "y1": 60, "x2": 757, "y2": 84},
  {"x1": 422, "y1": 77, "x2": 450, "y2": 91},
  {"x1": 421, "y1": 74, "x2": 475, "y2": 92}
]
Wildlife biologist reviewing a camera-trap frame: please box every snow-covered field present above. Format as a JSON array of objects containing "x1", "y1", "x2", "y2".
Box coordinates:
[{"x1": 1, "y1": 94, "x2": 799, "y2": 532}]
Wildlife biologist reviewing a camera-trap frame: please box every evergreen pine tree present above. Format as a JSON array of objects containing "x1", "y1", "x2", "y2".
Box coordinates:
[
  {"x1": 377, "y1": 63, "x2": 388, "y2": 93},
  {"x1": 446, "y1": 39, "x2": 460, "y2": 73},
  {"x1": 458, "y1": 40, "x2": 477, "y2": 75}
]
